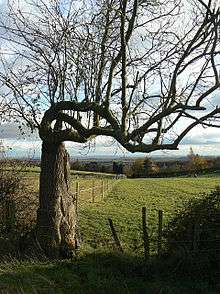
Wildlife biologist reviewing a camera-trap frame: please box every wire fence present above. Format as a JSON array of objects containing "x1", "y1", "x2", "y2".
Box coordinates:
[
  {"x1": 71, "y1": 178, "x2": 119, "y2": 210},
  {"x1": 108, "y1": 208, "x2": 220, "y2": 259},
  {"x1": 0, "y1": 177, "x2": 119, "y2": 237}
]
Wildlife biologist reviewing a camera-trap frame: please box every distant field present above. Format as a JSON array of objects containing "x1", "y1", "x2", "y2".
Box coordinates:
[{"x1": 3, "y1": 165, "x2": 116, "y2": 179}]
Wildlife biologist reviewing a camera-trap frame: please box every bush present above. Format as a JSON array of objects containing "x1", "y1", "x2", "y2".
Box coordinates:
[
  {"x1": 164, "y1": 187, "x2": 220, "y2": 255},
  {"x1": 0, "y1": 163, "x2": 21, "y2": 200},
  {"x1": 0, "y1": 161, "x2": 23, "y2": 235}
]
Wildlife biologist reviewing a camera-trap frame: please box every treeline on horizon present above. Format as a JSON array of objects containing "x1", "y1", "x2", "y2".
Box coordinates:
[
  {"x1": 71, "y1": 155, "x2": 220, "y2": 178},
  {"x1": 69, "y1": 147, "x2": 220, "y2": 177},
  {"x1": 2, "y1": 148, "x2": 220, "y2": 178},
  {"x1": 58, "y1": 149, "x2": 220, "y2": 178}
]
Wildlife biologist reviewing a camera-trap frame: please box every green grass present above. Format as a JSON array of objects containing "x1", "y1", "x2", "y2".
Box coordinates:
[
  {"x1": 0, "y1": 252, "x2": 219, "y2": 294},
  {"x1": 1, "y1": 174, "x2": 220, "y2": 293},
  {"x1": 79, "y1": 177, "x2": 220, "y2": 252}
]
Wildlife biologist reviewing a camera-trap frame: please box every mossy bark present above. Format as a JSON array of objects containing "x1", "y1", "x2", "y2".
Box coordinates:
[{"x1": 36, "y1": 141, "x2": 79, "y2": 259}]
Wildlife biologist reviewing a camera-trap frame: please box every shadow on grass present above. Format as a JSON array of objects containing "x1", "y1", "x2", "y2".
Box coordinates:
[{"x1": 0, "y1": 250, "x2": 219, "y2": 294}]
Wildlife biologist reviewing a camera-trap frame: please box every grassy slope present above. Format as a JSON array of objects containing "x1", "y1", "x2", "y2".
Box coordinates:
[
  {"x1": 1, "y1": 176, "x2": 220, "y2": 293},
  {"x1": 79, "y1": 177, "x2": 220, "y2": 252},
  {"x1": 21, "y1": 175, "x2": 220, "y2": 252}
]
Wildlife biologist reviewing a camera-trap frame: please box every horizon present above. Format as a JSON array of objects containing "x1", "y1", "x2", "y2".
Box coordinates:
[
  {"x1": 2, "y1": 142, "x2": 220, "y2": 160},
  {"x1": 2, "y1": 121, "x2": 220, "y2": 160}
]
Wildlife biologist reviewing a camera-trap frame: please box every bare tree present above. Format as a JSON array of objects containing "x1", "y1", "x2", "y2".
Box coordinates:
[{"x1": 0, "y1": 0, "x2": 219, "y2": 258}]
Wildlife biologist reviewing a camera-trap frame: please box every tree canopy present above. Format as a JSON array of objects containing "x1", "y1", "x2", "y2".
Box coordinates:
[{"x1": 0, "y1": 0, "x2": 219, "y2": 153}]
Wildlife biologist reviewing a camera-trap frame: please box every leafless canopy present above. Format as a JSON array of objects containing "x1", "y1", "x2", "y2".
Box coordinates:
[{"x1": 0, "y1": 0, "x2": 220, "y2": 153}]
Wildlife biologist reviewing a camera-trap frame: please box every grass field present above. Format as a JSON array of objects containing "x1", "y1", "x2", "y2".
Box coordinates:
[
  {"x1": 16, "y1": 174, "x2": 220, "y2": 252},
  {"x1": 79, "y1": 177, "x2": 220, "y2": 252},
  {"x1": 0, "y1": 173, "x2": 220, "y2": 293}
]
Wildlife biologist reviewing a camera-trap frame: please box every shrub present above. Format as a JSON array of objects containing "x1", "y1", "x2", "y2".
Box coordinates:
[
  {"x1": 0, "y1": 163, "x2": 21, "y2": 200},
  {"x1": 0, "y1": 161, "x2": 23, "y2": 235},
  {"x1": 164, "y1": 187, "x2": 220, "y2": 256}
]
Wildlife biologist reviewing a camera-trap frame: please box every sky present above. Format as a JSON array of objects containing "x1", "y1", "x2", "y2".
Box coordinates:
[
  {"x1": 1, "y1": 0, "x2": 220, "y2": 159},
  {"x1": 1, "y1": 122, "x2": 220, "y2": 159}
]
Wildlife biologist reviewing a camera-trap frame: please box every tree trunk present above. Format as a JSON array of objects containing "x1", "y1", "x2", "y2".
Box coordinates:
[{"x1": 36, "y1": 141, "x2": 79, "y2": 259}]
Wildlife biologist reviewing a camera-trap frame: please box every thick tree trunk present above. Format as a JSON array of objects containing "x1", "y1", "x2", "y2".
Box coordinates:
[{"x1": 36, "y1": 141, "x2": 79, "y2": 259}]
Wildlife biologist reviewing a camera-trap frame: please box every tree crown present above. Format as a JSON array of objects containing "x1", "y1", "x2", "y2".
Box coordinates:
[{"x1": 0, "y1": 0, "x2": 220, "y2": 153}]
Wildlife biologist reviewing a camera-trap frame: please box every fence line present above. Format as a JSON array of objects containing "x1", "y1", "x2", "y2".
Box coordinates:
[
  {"x1": 72, "y1": 179, "x2": 119, "y2": 210},
  {"x1": 107, "y1": 208, "x2": 220, "y2": 259}
]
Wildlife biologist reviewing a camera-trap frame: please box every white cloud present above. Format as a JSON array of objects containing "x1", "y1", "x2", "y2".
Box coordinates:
[
  {"x1": 0, "y1": 123, "x2": 38, "y2": 140},
  {"x1": 1, "y1": 138, "x2": 41, "y2": 158},
  {"x1": 181, "y1": 126, "x2": 220, "y2": 145}
]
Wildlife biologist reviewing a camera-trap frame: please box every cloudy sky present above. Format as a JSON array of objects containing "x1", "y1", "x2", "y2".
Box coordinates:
[
  {"x1": 1, "y1": 0, "x2": 220, "y2": 159},
  {"x1": 1, "y1": 122, "x2": 220, "y2": 159}
]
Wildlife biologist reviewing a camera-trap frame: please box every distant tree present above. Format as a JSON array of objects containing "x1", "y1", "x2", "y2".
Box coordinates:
[
  {"x1": 187, "y1": 148, "x2": 210, "y2": 173},
  {"x1": 113, "y1": 162, "x2": 123, "y2": 174},
  {"x1": 70, "y1": 160, "x2": 82, "y2": 171},
  {"x1": 130, "y1": 157, "x2": 158, "y2": 177},
  {"x1": 130, "y1": 158, "x2": 146, "y2": 178},
  {"x1": 188, "y1": 147, "x2": 196, "y2": 160},
  {"x1": 143, "y1": 157, "x2": 159, "y2": 175},
  {"x1": 189, "y1": 155, "x2": 210, "y2": 172},
  {"x1": 211, "y1": 157, "x2": 220, "y2": 169}
]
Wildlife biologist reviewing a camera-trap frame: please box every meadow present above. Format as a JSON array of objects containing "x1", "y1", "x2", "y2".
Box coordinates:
[
  {"x1": 0, "y1": 172, "x2": 220, "y2": 293},
  {"x1": 20, "y1": 172, "x2": 220, "y2": 252},
  {"x1": 78, "y1": 177, "x2": 220, "y2": 251}
]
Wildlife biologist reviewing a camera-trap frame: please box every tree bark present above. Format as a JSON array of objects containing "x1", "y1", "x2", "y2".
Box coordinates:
[{"x1": 36, "y1": 141, "x2": 79, "y2": 259}]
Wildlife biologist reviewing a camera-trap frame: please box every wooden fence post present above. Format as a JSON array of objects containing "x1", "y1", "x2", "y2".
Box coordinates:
[
  {"x1": 102, "y1": 180, "x2": 104, "y2": 200},
  {"x1": 92, "y1": 180, "x2": 95, "y2": 203},
  {"x1": 158, "y1": 210, "x2": 163, "y2": 257},
  {"x1": 108, "y1": 218, "x2": 123, "y2": 252},
  {"x1": 76, "y1": 182, "x2": 80, "y2": 214},
  {"x1": 142, "y1": 207, "x2": 150, "y2": 260}
]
